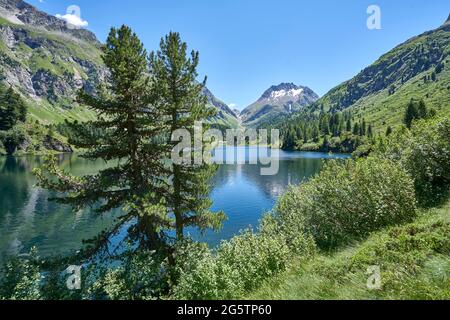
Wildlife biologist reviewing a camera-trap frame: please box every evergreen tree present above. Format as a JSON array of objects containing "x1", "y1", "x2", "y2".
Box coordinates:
[
  {"x1": 0, "y1": 86, "x2": 27, "y2": 131},
  {"x1": 319, "y1": 115, "x2": 330, "y2": 136},
  {"x1": 283, "y1": 129, "x2": 296, "y2": 150},
  {"x1": 312, "y1": 124, "x2": 320, "y2": 142},
  {"x1": 34, "y1": 26, "x2": 168, "y2": 255},
  {"x1": 367, "y1": 124, "x2": 374, "y2": 138},
  {"x1": 404, "y1": 100, "x2": 419, "y2": 129},
  {"x1": 404, "y1": 99, "x2": 429, "y2": 129},
  {"x1": 346, "y1": 119, "x2": 352, "y2": 132},
  {"x1": 431, "y1": 71, "x2": 437, "y2": 81},
  {"x1": 361, "y1": 119, "x2": 367, "y2": 136},
  {"x1": 417, "y1": 99, "x2": 428, "y2": 119},
  {"x1": 353, "y1": 123, "x2": 360, "y2": 135},
  {"x1": 150, "y1": 32, "x2": 226, "y2": 242},
  {"x1": 386, "y1": 126, "x2": 393, "y2": 137}
]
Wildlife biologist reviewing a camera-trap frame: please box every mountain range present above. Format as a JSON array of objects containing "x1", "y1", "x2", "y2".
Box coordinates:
[
  {"x1": 0, "y1": 0, "x2": 240, "y2": 128},
  {"x1": 1, "y1": 0, "x2": 449, "y2": 138}
]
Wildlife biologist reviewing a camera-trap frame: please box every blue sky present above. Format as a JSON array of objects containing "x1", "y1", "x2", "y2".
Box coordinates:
[{"x1": 30, "y1": 0, "x2": 449, "y2": 110}]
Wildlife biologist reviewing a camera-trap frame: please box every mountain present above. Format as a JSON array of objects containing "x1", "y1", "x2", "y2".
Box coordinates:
[
  {"x1": 297, "y1": 14, "x2": 450, "y2": 132},
  {"x1": 0, "y1": 0, "x2": 239, "y2": 128},
  {"x1": 202, "y1": 86, "x2": 239, "y2": 128},
  {"x1": 0, "y1": 0, "x2": 105, "y2": 123},
  {"x1": 240, "y1": 83, "x2": 319, "y2": 127}
]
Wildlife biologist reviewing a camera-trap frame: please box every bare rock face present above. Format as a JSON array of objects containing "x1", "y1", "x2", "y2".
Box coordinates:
[
  {"x1": 0, "y1": 1, "x2": 108, "y2": 109},
  {"x1": 42, "y1": 135, "x2": 73, "y2": 153},
  {"x1": 444, "y1": 13, "x2": 450, "y2": 26},
  {"x1": 2, "y1": 64, "x2": 36, "y2": 97},
  {"x1": 0, "y1": 0, "x2": 99, "y2": 43},
  {"x1": 0, "y1": 25, "x2": 16, "y2": 48}
]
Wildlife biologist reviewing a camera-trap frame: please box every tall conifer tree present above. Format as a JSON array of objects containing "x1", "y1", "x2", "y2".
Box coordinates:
[
  {"x1": 150, "y1": 32, "x2": 226, "y2": 241},
  {"x1": 35, "y1": 26, "x2": 169, "y2": 255}
]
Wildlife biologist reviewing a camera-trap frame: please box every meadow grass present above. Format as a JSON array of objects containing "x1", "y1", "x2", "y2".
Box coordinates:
[{"x1": 247, "y1": 202, "x2": 450, "y2": 300}]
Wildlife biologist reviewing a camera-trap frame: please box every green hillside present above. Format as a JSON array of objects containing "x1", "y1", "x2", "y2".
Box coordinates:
[
  {"x1": 0, "y1": 1, "x2": 239, "y2": 129},
  {"x1": 263, "y1": 17, "x2": 450, "y2": 139},
  {"x1": 306, "y1": 20, "x2": 450, "y2": 133}
]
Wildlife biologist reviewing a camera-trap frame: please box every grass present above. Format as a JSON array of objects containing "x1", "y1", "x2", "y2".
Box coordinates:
[
  {"x1": 349, "y1": 63, "x2": 450, "y2": 135},
  {"x1": 247, "y1": 202, "x2": 450, "y2": 300}
]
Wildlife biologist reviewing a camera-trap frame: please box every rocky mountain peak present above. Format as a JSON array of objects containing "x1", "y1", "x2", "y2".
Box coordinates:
[
  {"x1": 259, "y1": 83, "x2": 319, "y2": 104},
  {"x1": 260, "y1": 83, "x2": 301, "y2": 100}
]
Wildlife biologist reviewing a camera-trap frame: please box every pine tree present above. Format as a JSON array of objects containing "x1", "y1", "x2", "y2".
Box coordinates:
[
  {"x1": 386, "y1": 126, "x2": 393, "y2": 136},
  {"x1": 0, "y1": 86, "x2": 27, "y2": 131},
  {"x1": 353, "y1": 123, "x2": 360, "y2": 136},
  {"x1": 34, "y1": 26, "x2": 168, "y2": 255},
  {"x1": 150, "y1": 32, "x2": 226, "y2": 242},
  {"x1": 404, "y1": 100, "x2": 419, "y2": 129},
  {"x1": 361, "y1": 119, "x2": 367, "y2": 136},
  {"x1": 417, "y1": 99, "x2": 428, "y2": 119},
  {"x1": 283, "y1": 129, "x2": 296, "y2": 150},
  {"x1": 367, "y1": 124, "x2": 374, "y2": 138},
  {"x1": 312, "y1": 124, "x2": 320, "y2": 142},
  {"x1": 346, "y1": 119, "x2": 352, "y2": 132},
  {"x1": 320, "y1": 115, "x2": 330, "y2": 135}
]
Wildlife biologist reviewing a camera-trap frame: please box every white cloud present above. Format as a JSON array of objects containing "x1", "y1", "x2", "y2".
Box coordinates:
[
  {"x1": 228, "y1": 103, "x2": 237, "y2": 108},
  {"x1": 55, "y1": 13, "x2": 89, "y2": 29}
]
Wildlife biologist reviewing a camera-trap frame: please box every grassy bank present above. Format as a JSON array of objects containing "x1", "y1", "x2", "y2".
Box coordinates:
[{"x1": 248, "y1": 202, "x2": 450, "y2": 300}]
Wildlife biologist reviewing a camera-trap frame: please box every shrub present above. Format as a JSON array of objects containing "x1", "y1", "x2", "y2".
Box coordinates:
[
  {"x1": 85, "y1": 250, "x2": 168, "y2": 300},
  {"x1": 275, "y1": 157, "x2": 417, "y2": 249},
  {"x1": 0, "y1": 248, "x2": 41, "y2": 300},
  {"x1": 376, "y1": 116, "x2": 450, "y2": 207},
  {"x1": 0, "y1": 125, "x2": 27, "y2": 155},
  {"x1": 172, "y1": 218, "x2": 316, "y2": 300}
]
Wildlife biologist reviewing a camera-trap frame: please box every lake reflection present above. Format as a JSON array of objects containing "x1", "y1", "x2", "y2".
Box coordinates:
[{"x1": 0, "y1": 148, "x2": 349, "y2": 260}]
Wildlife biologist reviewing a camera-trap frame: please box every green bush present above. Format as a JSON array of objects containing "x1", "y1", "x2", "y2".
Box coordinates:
[
  {"x1": 376, "y1": 116, "x2": 450, "y2": 207},
  {"x1": 0, "y1": 125, "x2": 27, "y2": 155},
  {"x1": 84, "y1": 250, "x2": 168, "y2": 300},
  {"x1": 172, "y1": 218, "x2": 316, "y2": 300},
  {"x1": 275, "y1": 157, "x2": 417, "y2": 249},
  {"x1": 0, "y1": 248, "x2": 41, "y2": 300}
]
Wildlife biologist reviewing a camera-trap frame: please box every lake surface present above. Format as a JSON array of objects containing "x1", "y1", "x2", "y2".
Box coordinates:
[{"x1": 0, "y1": 147, "x2": 349, "y2": 261}]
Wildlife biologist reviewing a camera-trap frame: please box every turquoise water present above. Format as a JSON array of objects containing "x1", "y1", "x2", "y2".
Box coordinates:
[{"x1": 0, "y1": 148, "x2": 349, "y2": 260}]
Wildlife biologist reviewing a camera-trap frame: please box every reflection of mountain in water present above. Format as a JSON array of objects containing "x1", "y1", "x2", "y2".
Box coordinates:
[
  {"x1": 211, "y1": 147, "x2": 343, "y2": 199},
  {"x1": 197, "y1": 148, "x2": 349, "y2": 246}
]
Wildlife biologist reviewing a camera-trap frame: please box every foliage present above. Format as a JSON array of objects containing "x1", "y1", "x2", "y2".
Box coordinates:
[
  {"x1": 0, "y1": 85, "x2": 27, "y2": 131},
  {"x1": 33, "y1": 25, "x2": 169, "y2": 256},
  {"x1": 404, "y1": 99, "x2": 431, "y2": 129},
  {"x1": 0, "y1": 248, "x2": 41, "y2": 300},
  {"x1": 149, "y1": 32, "x2": 226, "y2": 243},
  {"x1": 84, "y1": 250, "x2": 168, "y2": 300},
  {"x1": 172, "y1": 216, "x2": 316, "y2": 300},
  {"x1": 375, "y1": 115, "x2": 450, "y2": 207},
  {"x1": 279, "y1": 110, "x2": 373, "y2": 153},
  {"x1": 276, "y1": 157, "x2": 417, "y2": 249},
  {"x1": 249, "y1": 203, "x2": 450, "y2": 300},
  {"x1": 0, "y1": 124, "x2": 27, "y2": 155}
]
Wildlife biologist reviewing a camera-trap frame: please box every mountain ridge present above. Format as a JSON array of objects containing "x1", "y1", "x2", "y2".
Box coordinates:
[
  {"x1": 282, "y1": 15, "x2": 450, "y2": 133},
  {"x1": 0, "y1": 0, "x2": 99, "y2": 43},
  {"x1": 0, "y1": 0, "x2": 239, "y2": 128}
]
